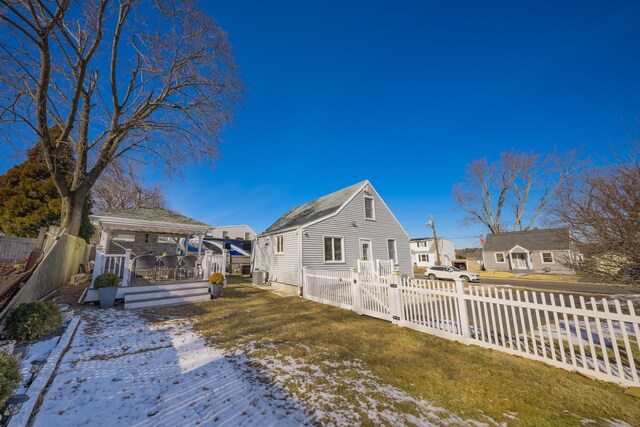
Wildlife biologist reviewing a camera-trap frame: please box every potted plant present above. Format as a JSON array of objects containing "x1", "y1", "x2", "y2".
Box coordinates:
[
  {"x1": 209, "y1": 272, "x2": 226, "y2": 298},
  {"x1": 94, "y1": 272, "x2": 120, "y2": 308}
]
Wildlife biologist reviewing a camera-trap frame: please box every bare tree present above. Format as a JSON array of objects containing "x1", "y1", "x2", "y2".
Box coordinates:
[
  {"x1": 551, "y1": 143, "x2": 640, "y2": 282},
  {"x1": 92, "y1": 160, "x2": 165, "y2": 213},
  {"x1": 454, "y1": 150, "x2": 578, "y2": 233},
  {"x1": 0, "y1": 0, "x2": 242, "y2": 236}
]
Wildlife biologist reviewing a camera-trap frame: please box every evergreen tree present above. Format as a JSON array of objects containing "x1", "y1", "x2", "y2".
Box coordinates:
[
  {"x1": 0, "y1": 143, "x2": 94, "y2": 241},
  {"x1": 0, "y1": 144, "x2": 61, "y2": 238}
]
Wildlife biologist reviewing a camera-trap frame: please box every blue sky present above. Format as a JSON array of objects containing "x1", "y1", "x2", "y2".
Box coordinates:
[{"x1": 3, "y1": 1, "x2": 640, "y2": 247}]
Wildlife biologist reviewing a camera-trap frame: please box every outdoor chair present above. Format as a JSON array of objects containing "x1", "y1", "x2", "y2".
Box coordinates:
[
  {"x1": 177, "y1": 255, "x2": 198, "y2": 280},
  {"x1": 155, "y1": 255, "x2": 179, "y2": 281},
  {"x1": 132, "y1": 255, "x2": 157, "y2": 283}
]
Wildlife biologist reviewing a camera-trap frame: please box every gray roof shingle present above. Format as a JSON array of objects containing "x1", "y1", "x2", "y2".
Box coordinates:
[
  {"x1": 263, "y1": 181, "x2": 367, "y2": 235},
  {"x1": 483, "y1": 228, "x2": 571, "y2": 252},
  {"x1": 95, "y1": 208, "x2": 210, "y2": 227}
]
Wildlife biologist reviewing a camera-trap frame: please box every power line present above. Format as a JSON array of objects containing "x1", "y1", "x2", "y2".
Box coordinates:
[{"x1": 398, "y1": 208, "x2": 462, "y2": 221}]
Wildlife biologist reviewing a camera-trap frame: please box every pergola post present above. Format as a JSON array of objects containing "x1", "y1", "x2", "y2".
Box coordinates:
[
  {"x1": 197, "y1": 234, "x2": 203, "y2": 257},
  {"x1": 99, "y1": 229, "x2": 111, "y2": 253}
]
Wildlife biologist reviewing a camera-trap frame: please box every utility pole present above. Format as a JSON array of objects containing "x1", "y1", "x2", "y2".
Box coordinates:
[{"x1": 427, "y1": 215, "x2": 441, "y2": 266}]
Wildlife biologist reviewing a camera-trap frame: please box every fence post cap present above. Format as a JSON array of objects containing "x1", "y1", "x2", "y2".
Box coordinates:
[
  {"x1": 393, "y1": 269, "x2": 401, "y2": 275},
  {"x1": 351, "y1": 267, "x2": 358, "y2": 272}
]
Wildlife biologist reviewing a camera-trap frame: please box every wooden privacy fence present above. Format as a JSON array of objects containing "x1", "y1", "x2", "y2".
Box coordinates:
[
  {"x1": 302, "y1": 269, "x2": 640, "y2": 387},
  {"x1": 0, "y1": 233, "x2": 90, "y2": 320},
  {"x1": 0, "y1": 236, "x2": 38, "y2": 263}
]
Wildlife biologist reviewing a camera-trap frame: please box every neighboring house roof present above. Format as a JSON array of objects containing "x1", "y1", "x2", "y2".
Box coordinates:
[
  {"x1": 483, "y1": 228, "x2": 571, "y2": 252},
  {"x1": 263, "y1": 180, "x2": 368, "y2": 235}
]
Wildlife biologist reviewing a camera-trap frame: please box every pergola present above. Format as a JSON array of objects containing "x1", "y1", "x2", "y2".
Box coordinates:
[{"x1": 90, "y1": 208, "x2": 212, "y2": 257}]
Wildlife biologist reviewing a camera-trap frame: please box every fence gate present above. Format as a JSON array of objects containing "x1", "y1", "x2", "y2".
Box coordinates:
[{"x1": 357, "y1": 275, "x2": 393, "y2": 321}]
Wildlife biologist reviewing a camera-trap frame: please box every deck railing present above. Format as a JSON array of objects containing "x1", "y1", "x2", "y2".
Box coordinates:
[{"x1": 91, "y1": 249, "x2": 131, "y2": 287}]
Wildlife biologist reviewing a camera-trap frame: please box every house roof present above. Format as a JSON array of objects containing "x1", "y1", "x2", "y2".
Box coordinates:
[
  {"x1": 483, "y1": 228, "x2": 571, "y2": 252},
  {"x1": 94, "y1": 208, "x2": 209, "y2": 226},
  {"x1": 262, "y1": 181, "x2": 368, "y2": 235},
  {"x1": 90, "y1": 208, "x2": 211, "y2": 235}
]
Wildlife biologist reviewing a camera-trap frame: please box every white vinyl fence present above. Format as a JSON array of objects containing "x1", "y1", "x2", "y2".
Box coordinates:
[
  {"x1": 302, "y1": 268, "x2": 640, "y2": 387},
  {"x1": 304, "y1": 269, "x2": 353, "y2": 309}
]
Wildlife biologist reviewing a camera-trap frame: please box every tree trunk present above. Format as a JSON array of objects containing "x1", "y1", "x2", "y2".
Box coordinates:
[{"x1": 60, "y1": 192, "x2": 87, "y2": 237}]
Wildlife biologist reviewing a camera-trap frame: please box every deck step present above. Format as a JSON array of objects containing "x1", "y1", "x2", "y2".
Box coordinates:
[
  {"x1": 125, "y1": 287, "x2": 210, "y2": 302},
  {"x1": 125, "y1": 292, "x2": 211, "y2": 309},
  {"x1": 123, "y1": 281, "x2": 207, "y2": 294}
]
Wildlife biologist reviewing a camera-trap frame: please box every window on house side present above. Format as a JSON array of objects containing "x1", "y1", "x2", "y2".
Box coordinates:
[
  {"x1": 364, "y1": 196, "x2": 375, "y2": 220},
  {"x1": 495, "y1": 253, "x2": 505, "y2": 263},
  {"x1": 244, "y1": 232, "x2": 250, "y2": 240},
  {"x1": 541, "y1": 252, "x2": 554, "y2": 263},
  {"x1": 222, "y1": 231, "x2": 229, "y2": 239},
  {"x1": 324, "y1": 237, "x2": 344, "y2": 262},
  {"x1": 387, "y1": 239, "x2": 397, "y2": 263},
  {"x1": 419, "y1": 254, "x2": 428, "y2": 262},
  {"x1": 275, "y1": 235, "x2": 284, "y2": 254}
]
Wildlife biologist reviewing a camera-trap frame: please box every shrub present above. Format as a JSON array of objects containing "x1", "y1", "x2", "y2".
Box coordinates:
[
  {"x1": 4, "y1": 301, "x2": 62, "y2": 341},
  {"x1": 94, "y1": 272, "x2": 120, "y2": 289},
  {"x1": 0, "y1": 352, "x2": 21, "y2": 407},
  {"x1": 209, "y1": 272, "x2": 225, "y2": 284}
]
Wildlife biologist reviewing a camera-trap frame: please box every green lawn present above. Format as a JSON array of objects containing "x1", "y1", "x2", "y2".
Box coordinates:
[{"x1": 148, "y1": 277, "x2": 640, "y2": 426}]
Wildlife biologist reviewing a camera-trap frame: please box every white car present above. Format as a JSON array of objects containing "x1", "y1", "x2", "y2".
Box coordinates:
[{"x1": 425, "y1": 266, "x2": 480, "y2": 283}]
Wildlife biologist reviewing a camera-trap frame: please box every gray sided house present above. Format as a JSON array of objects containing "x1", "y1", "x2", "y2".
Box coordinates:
[
  {"x1": 482, "y1": 228, "x2": 579, "y2": 274},
  {"x1": 253, "y1": 180, "x2": 411, "y2": 291}
]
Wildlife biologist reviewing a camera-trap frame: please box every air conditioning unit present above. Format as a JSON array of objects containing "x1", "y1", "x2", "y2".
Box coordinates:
[{"x1": 252, "y1": 270, "x2": 268, "y2": 285}]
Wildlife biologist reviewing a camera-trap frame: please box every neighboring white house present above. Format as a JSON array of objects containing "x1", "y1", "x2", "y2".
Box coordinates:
[
  {"x1": 253, "y1": 180, "x2": 412, "y2": 293},
  {"x1": 410, "y1": 237, "x2": 455, "y2": 267},
  {"x1": 208, "y1": 225, "x2": 256, "y2": 241}
]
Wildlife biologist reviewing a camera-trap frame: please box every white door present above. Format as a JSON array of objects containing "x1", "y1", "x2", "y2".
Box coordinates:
[
  {"x1": 360, "y1": 239, "x2": 372, "y2": 261},
  {"x1": 512, "y1": 253, "x2": 528, "y2": 269}
]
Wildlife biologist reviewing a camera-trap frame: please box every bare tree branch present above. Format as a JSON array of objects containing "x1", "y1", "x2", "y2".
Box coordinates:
[
  {"x1": 551, "y1": 141, "x2": 640, "y2": 284},
  {"x1": 92, "y1": 159, "x2": 166, "y2": 213},
  {"x1": 454, "y1": 150, "x2": 580, "y2": 234},
  {"x1": 0, "y1": 0, "x2": 243, "y2": 235}
]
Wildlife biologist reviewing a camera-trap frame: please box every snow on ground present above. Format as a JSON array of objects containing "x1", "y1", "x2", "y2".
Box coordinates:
[
  {"x1": 599, "y1": 294, "x2": 640, "y2": 308},
  {"x1": 15, "y1": 335, "x2": 60, "y2": 393},
  {"x1": 32, "y1": 309, "x2": 311, "y2": 427},
  {"x1": 30, "y1": 309, "x2": 494, "y2": 426},
  {"x1": 226, "y1": 340, "x2": 490, "y2": 426}
]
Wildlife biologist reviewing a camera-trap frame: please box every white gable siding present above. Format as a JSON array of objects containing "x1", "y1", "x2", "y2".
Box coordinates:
[
  {"x1": 253, "y1": 229, "x2": 299, "y2": 286},
  {"x1": 302, "y1": 187, "x2": 412, "y2": 277},
  {"x1": 209, "y1": 225, "x2": 256, "y2": 240}
]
